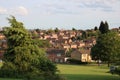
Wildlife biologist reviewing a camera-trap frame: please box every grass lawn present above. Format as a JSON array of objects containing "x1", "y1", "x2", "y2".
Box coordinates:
[
  {"x1": 57, "y1": 64, "x2": 120, "y2": 80},
  {"x1": 0, "y1": 63, "x2": 119, "y2": 80},
  {"x1": 0, "y1": 62, "x2": 2, "y2": 68},
  {"x1": 0, "y1": 78, "x2": 22, "y2": 80}
]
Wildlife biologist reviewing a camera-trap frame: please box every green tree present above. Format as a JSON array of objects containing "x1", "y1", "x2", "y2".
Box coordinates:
[
  {"x1": 65, "y1": 48, "x2": 73, "y2": 57},
  {"x1": 91, "y1": 31, "x2": 120, "y2": 67},
  {"x1": 72, "y1": 27, "x2": 76, "y2": 31},
  {"x1": 99, "y1": 21, "x2": 109, "y2": 34},
  {"x1": 54, "y1": 27, "x2": 59, "y2": 33},
  {"x1": 46, "y1": 28, "x2": 54, "y2": 34},
  {"x1": 76, "y1": 36, "x2": 82, "y2": 41},
  {"x1": 82, "y1": 31, "x2": 87, "y2": 39},
  {"x1": 94, "y1": 26, "x2": 98, "y2": 31},
  {"x1": 32, "y1": 39, "x2": 50, "y2": 48},
  {"x1": 35, "y1": 28, "x2": 41, "y2": 33},
  {"x1": 104, "y1": 21, "x2": 109, "y2": 31},
  {"x1": 0, "y1": 16, "x2": 63, "y2": 80}
]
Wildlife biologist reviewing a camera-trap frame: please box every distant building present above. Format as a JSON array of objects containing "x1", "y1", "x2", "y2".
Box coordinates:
[
  {"x1": 46, "y1": 48, "x2": 66, "y2": 63},
  {"x1": 71, "y1": 49, "x2": 91, "y2": 62}
]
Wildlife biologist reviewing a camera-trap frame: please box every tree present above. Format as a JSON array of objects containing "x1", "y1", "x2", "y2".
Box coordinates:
[
  {"x1": 71, "y1": 36, "x2": 76, "y2": 42},
  {"x1": 91, "y1": 31, "x2": 120, "y2": 67},
  {"x1": 94, "y1": 26, "x2": 98, "y2": 31},
  {"x1": 76, "y1": 36, "x2": 82, "y2": 41},
  {"x1": 65, "y1": 48, "x2": 73, "y2": 57},
  {"x1": 32, "y1": 39, "x2": 50, "y2": 48},
  {"x1": 54, "y1": 27, "x2": 59, "y2": 33},
  {"x1": 82, "y1": 31, "x2": 87, "y2": 39},
  {"x1": 72, "y1": 27, "x2": 76, "y2": 31},
  {"x1": 104, "y1": 21, "x2": 109, "y2": 32},
  {"x1": 35, "y1": 28, "x2": 41, "y2": 33},
  {"x1": 0, "y1": 16, "x2": 63, "y2": 80},
  {"x1": 46, "y1": 28, "x2": 54, "y2": 34},
  {"x1": 99, "y1": 21, "x2": 109, "y2": 34}
]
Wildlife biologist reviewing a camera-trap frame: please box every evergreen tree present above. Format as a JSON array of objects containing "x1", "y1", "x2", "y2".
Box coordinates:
[
  {"x1": 82, "y1": 31, "x2": 87, "y2": 39},
  {"x1": 0, "y1": 16, "x2": 64, "y2": 80},
  {"x1": 72, "y1": 27, "x2": 76, "y2": 31},
  {"x1": 104, "y1": 21, "x2": 109, "y2": 32},
  {"x1": 54, "y1": 27, "x2": 59, "y2": 33},
  {"x1": 99, "y1": 21, "x2": 109, "y2": 34},
  {"x1": 94, "y1": 26, "x2": 98, "y2": 31}
]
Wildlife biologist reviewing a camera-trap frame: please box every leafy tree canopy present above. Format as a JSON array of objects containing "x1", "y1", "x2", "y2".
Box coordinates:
[
  {"x1": 0, "y1": 16, "x2": 63, "y2": 80},
  {"x1": 91, "y1": 31, "x2": 120, "y2": 67}
]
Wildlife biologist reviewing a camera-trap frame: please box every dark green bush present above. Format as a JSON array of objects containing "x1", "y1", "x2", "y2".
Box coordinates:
[
  {"x1": 67, "y1": 59, "x2": 88, "y2": 64},
  {"x1": 114, "y1": 66, "x2": 120, "y2": 76}
]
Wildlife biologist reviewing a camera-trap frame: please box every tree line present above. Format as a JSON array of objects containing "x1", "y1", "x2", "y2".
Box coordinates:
[{"x1": 91, "y1": 21, "x2": 120, "y2": 75}]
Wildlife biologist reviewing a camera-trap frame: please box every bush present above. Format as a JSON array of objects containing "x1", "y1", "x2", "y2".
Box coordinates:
[
  {"x1": 67, "y1": 59, "x2": 88, "y2": 64},
  {"x1": 114, "y1": 66, "x2": 120, "y2": 76},
  {"x1": 110, "y1": 65, "x2": 120, "y2": 76}
]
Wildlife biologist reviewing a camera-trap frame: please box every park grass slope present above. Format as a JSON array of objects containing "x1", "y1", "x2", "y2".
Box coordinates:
[{"x1": 57, "y1": 64, "x2": 120, "y2": 80}]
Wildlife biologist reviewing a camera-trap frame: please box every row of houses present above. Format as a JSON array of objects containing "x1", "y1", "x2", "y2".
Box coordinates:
[
  {"x1": 0, "y1": 29, "x2": 95, "y2": 63},
  {"x1": 31, "y1": 30, "x2": 97, "y2": 63},
  {"x1": 46, "y1": 48, "x2": 92, "y2": 63}
]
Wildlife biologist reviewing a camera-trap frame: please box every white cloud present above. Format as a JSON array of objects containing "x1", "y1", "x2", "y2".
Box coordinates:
[
  {"x1": 0, "y1": 7, "x2": 7, "y2": 14},
  {"x1": 17, "y1": 6, "x2": 28, "y2": 15},
  {"x1": 36, "y1": 0, "x2": 120, "y2": 15},
  {"x1": 0, "y1": 6, "x2": 28, "y2": 16}
]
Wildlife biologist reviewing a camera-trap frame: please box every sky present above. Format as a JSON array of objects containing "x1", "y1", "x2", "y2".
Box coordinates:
[{"x1": 0, "y1": 0, "x2": 120, "y2": 30}]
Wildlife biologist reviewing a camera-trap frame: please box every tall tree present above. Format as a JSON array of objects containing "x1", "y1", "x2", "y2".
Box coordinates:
[
  {"x1": 54, "y1": 27, "x2": 59, "y2": 33},
  {"x1": 94, "y1": 26, "x2": 98, "y2": 31},
  {"x1": 72, "y1": 27, "x2": 76, "y2": 31},
  {"x1": 0, "y1": 16, "x2": 62, "y2": 80},
  {"x1": 104, "y1": 21, "x2": 109, "y2": 32},
  {"x1": 99, "y1": 21, "x2": 109, "y2": 34},
  {"x1": 91, "y1": 31, "x2": 120, "y2": 67},
  {"x1": 82, "y1": 31, "x2": 87, "y2": 39}
]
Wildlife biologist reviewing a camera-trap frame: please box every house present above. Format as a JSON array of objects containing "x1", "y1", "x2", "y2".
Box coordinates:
[
  {"x1": 84, "y1": 38, "x2": 96, "y2": 46},
  {"x1": 67, "y1": 38, "x2": 72, "y2": 43},
  {"x1": 70, "y1": 43, "x2": 77, "y2": 49},
  {"x1": 43, "y1": 35, "x2": 51, "y2": 39},
  {"x1": 51, "y1": 34, "x2": 58, "y2": 39},
  {"x1": 0, "y1": 33, "x2": 5, "y2": 40},
  {"x1": 76, "y1": 41, "x2": 85, "y2": 48},
  {"x1": 0, "y1": 40, "x2": 7, "y2": 59},
  {"x1": 71, "y1": 49, "x2": 91, "y2": 62},
  {"x1": 46, "y1": 48, "x2": 66, "y2": 63},
  {"x1": 62, "y1": 35, "x2": 69, "y2": 39},
  {"x1": 0, "y1": 49, "x2": 5, "y2": 59},
  {"x1": 62, "y1": 44, "x2": 70, "y2": 50}
]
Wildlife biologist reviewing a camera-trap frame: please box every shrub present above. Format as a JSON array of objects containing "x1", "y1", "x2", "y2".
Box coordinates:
[
  {"x1": 114, "y1": 66, "x2": 120, "y2": 76},
  {"x1": 67, "y1": 59, "x2": 88, "y2": 64}
]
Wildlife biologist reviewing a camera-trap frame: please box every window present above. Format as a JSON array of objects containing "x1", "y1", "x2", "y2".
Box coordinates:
[
  {"x1": 55, "y1": 58, "x2": 59, "y2": 62},
  {"x1": 57, "y1": 53, "x2": 61, "y2": 57},
  {"x1": 60, "y1": 59, "x2": 63, "y2": 63}
]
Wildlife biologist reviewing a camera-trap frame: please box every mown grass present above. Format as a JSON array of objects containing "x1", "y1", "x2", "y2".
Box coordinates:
[
  {"x1": 0, "y1": 63, "x2": 119, "y2": 80},
  {"x1": 0, "y1": 78, "x2": 22, "y2": 80},
  {"x1": 57, "y1": 64, "x2": 120, "y2": 80}
]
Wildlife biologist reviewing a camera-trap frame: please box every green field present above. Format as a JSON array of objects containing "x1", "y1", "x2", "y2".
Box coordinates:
[
  {"x1": 0, "y1": 78, "x2": 22, "y2": 80},
  {"x1": 57, "y1": 64, "x2": 120, "y2": 80},
  {"x1": 0, "y1": 63, "x2": 120, "y2": 80}
]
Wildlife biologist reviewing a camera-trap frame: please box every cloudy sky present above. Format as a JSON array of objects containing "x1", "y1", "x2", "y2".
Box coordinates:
[{"x1": 0, "y1": 0, "x2": 120, "y2": 30}]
